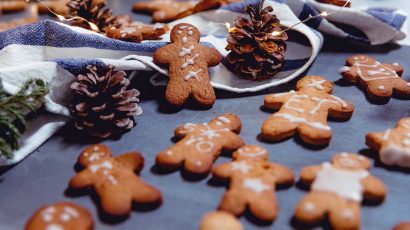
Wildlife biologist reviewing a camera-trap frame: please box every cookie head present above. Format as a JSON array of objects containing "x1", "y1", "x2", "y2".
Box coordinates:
[
  {"x1": 332, "y1": 153, "x2": 371, "y2": 170},
  {"x1": 398, "y1": 118, "x2": 410, "y2": 129},
  {"x1": 78, "y1": 144, "x2": 112, "y2": 167},
  {"x1": 296, "y1": 76, "x2": 334, "y2": 93},
  {"x1": 209, "y1": 113, "x2": 242, "y2": 133},
  {"x1": 170, "y1": 23, "x2": 200, "y2": 43},
  {"x1": 346, "y1": 55, "x2": 376, "y2": 66},
  {"x1": 233, "y1": 145, "x2": 268, "y2": 160}
]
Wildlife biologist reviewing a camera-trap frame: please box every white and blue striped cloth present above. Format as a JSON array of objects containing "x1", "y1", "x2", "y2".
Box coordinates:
[{"x1": 0, "y1": 0, "x2": 406, "y2": 165}]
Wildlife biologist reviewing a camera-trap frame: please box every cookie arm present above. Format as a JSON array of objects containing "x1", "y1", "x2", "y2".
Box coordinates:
[
  {"x1": 212, "y1": 162, "x2": 234, "y2": 180},
  {"x1": 362, "y1": 175, "x2": 387, "y2": 202},
  {"x1": 263, "y1": 92, "x2": 293, "y2": 110},
  {"x1": 383, "y1": 63, "x2": 404, "y2": 76},
  {"x1": 365, "y1": 131, "x2": 384, "y2": 151},
  {"x1": 69, "y1": 170, "x2": 95, "y2": 189},
  {"x1": 153, "y1": 45, "x2": 173, "y2": 67},
  {"x1": 115, "y1": 152, "x2": 145, "y2": 173},
  {"x1": 221, "y1": 132, "x2": 245, "y2": 152},
  {"x1": 268, "y1": 163, "x2": 294, "y2": 186},
  {"x1": 339, "y1": 65, "x2": 359, "y2": 83},
  {"x1": 203, "y1": 47, "x2": 222, "y2": 67},
  {"x1": 299, "y1": 165, "x2": 322, "y2": 186},
  {"x1": 327, "y1": 95, "x2": 354, "y2": 119},
  {"x1": 174, "y1": 123, "x2": 198, "y2": 138}
]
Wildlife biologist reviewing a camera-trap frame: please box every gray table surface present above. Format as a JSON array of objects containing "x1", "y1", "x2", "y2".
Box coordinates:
[{"x1": 1, "y1": 0, "x2": 410, "y2": 230}]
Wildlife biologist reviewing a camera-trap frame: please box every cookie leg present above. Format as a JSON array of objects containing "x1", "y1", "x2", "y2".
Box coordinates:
[
  {"x1": 184, "y1": 153, "x2": 214, "y2": 174},
  {"x1": 298, "y1": 124, "x2": 332, "y2": 145},
  {"x1": 367, "y1": 83, "x2": 393, "y2": 100},
  {"x1": 155, "y1": 147, "x2": 185, "y2": 170},
  {"x1": 328, "y1": 201, "x2": 360, "y2": 230},
  {"x1": 393, "y1": 78, "x2": 410, "y2": 97},
  {"x1": 165, "y1": 79, "x2": 190, "y2": 106},
  {"x1": 295, "y1": 192, "x2": 329, "y2": 224},
  {"x1": 133, "y1": 179, "x2": 162, "y2": 204},
  {"x1": 190, "y1": 80, "x2": 216, "y2": 107},
  {"x1": 248, "y1": 194, "x2": 278, "y2": 222},
  {"x1": 218, "y1": 190, "x2": 247, "y2": 216},
  {"x1": 99, "y1": 188, "x2": 133, "y2": 216},
  {"x1": 261, "y1": 116, "x2": 297, "y2": 141}
]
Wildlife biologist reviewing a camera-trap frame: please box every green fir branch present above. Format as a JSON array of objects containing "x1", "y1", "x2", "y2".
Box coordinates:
[{"x1": 0, "y1": 79, "x2": 48, "y2": 159}]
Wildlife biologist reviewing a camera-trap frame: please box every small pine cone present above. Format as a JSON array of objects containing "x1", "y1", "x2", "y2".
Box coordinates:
[
  {"x1": 70, "y1": 65, "x2": 142, "y2": 138},
  {"x1": 67, "y1": 0, "x2": 116, "y2": 32},
  {"x1": 226, "y1": 4, "x2": 288, "y2": 80}
]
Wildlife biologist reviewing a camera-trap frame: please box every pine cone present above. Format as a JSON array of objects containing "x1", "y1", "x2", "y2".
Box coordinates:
[
  {"x1": 70, "y1": 65, "x2": 142, "y2": 138},
  {"x1": 226, "y1": 4, "x2": 288, "y2": 80},
  {"x1": 67, "y1": 0, "x2": 116, "y2": 32}
]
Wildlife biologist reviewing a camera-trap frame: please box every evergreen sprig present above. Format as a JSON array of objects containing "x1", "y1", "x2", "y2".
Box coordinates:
[{"x1": 0, "y1": 79, "x2": 48, "y2": 159}]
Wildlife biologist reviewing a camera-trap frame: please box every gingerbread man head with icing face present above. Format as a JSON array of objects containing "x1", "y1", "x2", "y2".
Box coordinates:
[
  {"x1": 296, "y1": 75, "x2": 334, "y2": 93},
  {"x1": 170, "y1": 23, "x2": 200, "y2": 44},
  {"x1": 332, "y1": 152, "x2": 371, "y2": 170},
  {"x1": 346, "y1": 55, "x2": 377, "y2": 65}
]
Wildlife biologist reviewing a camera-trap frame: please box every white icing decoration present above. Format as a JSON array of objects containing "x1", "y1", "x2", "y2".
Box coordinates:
[
  {"x1": 187, "y1": 30, "x2": 193, "y2": 35},
  {"x1": 120, "y1": 28, "x2": 136, "y2": 34},
  {"x1": 153, "y1": 23, "x2": 164, "y2": 30},
  {"x1": 380, "y1": 145, "x2": 410, "y2": 167},
  {"x1": 184, "y1": 69, "x2": 202, "y2": 81},
  {"x1": 311, "y1": 163, "x2": 368, "y2": 201},
  {"x1": 179, "y1": 123, "x2": 197, "y2": 134},
  {"x1": 179, "y1": 45, "x2": 194, "y2": 57},
  {"x1": 179, "y1": 25, "x2": 188, "y2": 29},
  {"x1": 196, "y1": 161, "x2": 202, "y2": 166},
  {"x1": 407, "y1": 83, "x2": 410, "y2": 87},
  {"x1": 157, "y1": 11, "x2": 165, "y2": 19},
  {"x1": 182, "y1": 36, "x2": 188, "y2": 43},
  {"x1": 88, "y1": 152, "x2": 104, "y2": 162},
  {"x1": 273, "y1": 113, "x2": 331, "y2": 131},
  {"x1": 382, "y1": 129, "x2": 391, "y2": 140},
  {"x1": 243, "y1": 178, "x2": 269, "y2": 193},
  {"x1": 166, "y1": 150, "x2": 173, "y2": 156},
  {"x1": 181, "y1": 54, "x2": 199, "y2": 68},
  {"x1": 183, "y1": 124, "x2": 229, "y2": 153},
  {"x1": 46, "y1": 224, "x2": 64, "y2": 230},
  {"x1": 273, "y1": 90, "x2": 296, "y2": 98},
  {"x1": 237, "y1": 147, "x2": 266, "y2": 158},
  {"x1": 89, "y1": 161, "x2": 112, "y2": 173},
  {"x1": 215, "y1": 121, "x2": 222, "y2": 126},
  {"x1": 378, "y1": 85, "x2": 385, "y2": 90},
  {"x1": 329, "y1": 95, "x2": 348, "y2": 108},
  {"x1": 177, "y1": 30, "x2": 182, "y2": 35},
  {"x1": 283, "y1": 95, "x2": 308, "y2": 113},
  {"x1": 341, "y1": 209, "x2": 354, "y2": 220},
  {"x1": 93, "y1": 146, "x2": 99, "y2": 151},
  {"x1": 306, "y1": 79, "x2": 326, "y2": 90},
  {"x1": 107, "y1": 175, "x2": 118, "y2": 185},
  {"x1": 353, "y1": 61, "x2": 399, "y2": 81},
  {"x1": 217, "y1": 116, "x2": 230, "y2": 124},
  {"x1": 41, "y1": 207, "x2": 55, "y2": 222},
  {"x1": 339, "y1": 66, "x2": 350, "y2": 74},
  {"x1": 309, "y1": 97, "x2": 343, "y2": 114},
  {"x1": 303, "y1": 202, "x2": 315, "y2": 212},
  {"x1": 393, "y1": 63, "x2": 399, "y2": 66},
  {"x1": 231, "y1": 161, "x2": 252, "y2": 173}
]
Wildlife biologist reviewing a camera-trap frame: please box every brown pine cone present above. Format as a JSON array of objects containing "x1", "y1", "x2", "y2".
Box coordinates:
[
  {"x1": 226, "y1": 4, "x2": 288, "y2": 80},
  {"x1": 70, "y1": 65, "x2": 142, "y2": 138}
]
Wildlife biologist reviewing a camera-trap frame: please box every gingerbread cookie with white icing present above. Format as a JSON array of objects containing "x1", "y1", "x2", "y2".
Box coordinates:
[
  {"x1": 25, "y1": 202, "x2": 93, "y2": 230},
  {"x1": 69, "y1": 144, "x2": 162, "y2": 216},
  {"x1": 106, "y1": 22, "x2": 168, "y2": 43},
  {"x1": 295, "y1": 153, "x2": 387, "y2": 230},
  {"x1": 262, "y1": 76, "x2": 354, "y2": 145},
  {"x1": 199, "y1": 211, "x2": 243, "y2": 230},
  {"x1": 340, "y1": 55, "x2": 410, "y2": 102},
  {"x1": 0, "y1": 0, "x2": 26, "y2": 13},
  {"x1": 316, "y1": 0, "x2": 351, "y2": 7},
  {"x1": 212, "y1": 145, "x2": 294, "y2": 222},
  {"x1": 366, "y1": 117, "x2": 410, "y2": 168},
  {"x1": 156, "y1": 114, "x2": 244, "y2": 175},
  {"x1": 153, "y1": 23, "x2": 221, "y2": 107},
  {"x1": 132, "y1": 0, "x2": 196, "y2": 23}
]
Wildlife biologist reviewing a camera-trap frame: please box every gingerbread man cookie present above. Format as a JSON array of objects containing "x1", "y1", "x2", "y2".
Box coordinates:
[
  {"x1": 366, "y1": 118, "x2": 410, "y2": 168},
  {"x1": 212, "y1": 145, "x2": 294, "y2": 222},
  {"x1": 69, "y1": 144, "x2": 162, "y2": 216},
  {"x1": 316, "y1": 0, "x2": 351, "y2": 7},
  {"x1": 339, "y1": 55, "x2": 410, "y2": 101},
  {"x1": 156, "y1": 114, "x2": 244, "y2": 175},
  {"x1": 0, "y1": 0, "x2": 26, "y2": 13},
  {"x1": 153, "y1": 23, "x2": 221, "y2": 107},
  {"x1": 132, "y1": 0, "x2": 196, "y2": 23},
  {"x1": 106, "y1": 22, "x2": 168, "y2": 43},
  {"x1": 295, "y1": 153, "x2": 387, "y2": 230},
  {"x1": 262, "y1": 76, "x2": 354, "y2": 145},
  {"x1": 38, "y1": 0, "x2": 70, "y2": 17},
  {"x1": 200, "y1": 211, "x2": 243, "y2": 230},
  {"x1": 25, "y1": 202, "x2": 93, "y2": 230}
]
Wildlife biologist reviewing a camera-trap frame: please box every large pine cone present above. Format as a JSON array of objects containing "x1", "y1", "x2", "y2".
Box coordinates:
[
  {"x1": 226, "y1": 4, "x2": 288, "y2": 80},
  {"x1": 70, "y1": 65, "x2": 142, "y2": 138},
  {"x1": 67, "y1": 0, "x2": 116, "y2": 32}
]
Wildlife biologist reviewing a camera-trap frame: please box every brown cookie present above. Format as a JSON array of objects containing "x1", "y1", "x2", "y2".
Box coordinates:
[
  {"x1": 25, "y1": 202, "x2": 93, "y2": 230},
  {"x1": 0, "y1": 17, "x2": 38, "y2": 32},
  {"x1": 295, "y1": 153, "x2": 387, "y2": 230},
  {"x1": 106, "y1": 22, "x2": 168, "y2": 43},
  {"x1": 0, "y1": 0, "x2": 26, "y2": 13},
  {"x1": 395, "y1": 222, "x2": 410, "y2": 230},
  {"x1": 37, "y1": 0, "x2": 70, "y2": 16},
  {"x1": 177, "y1": 0, "x2": 240, "y2": 19},
  {"x1": 199, "y1": 211, "x2": 243, "y2": 230},
  {"x1": 339, "y1": 55, "x2": 410, "y2": 101},
  {"x1": 69, "y1": 144, "x2": 162, "y2": 216},
  {"x1": 261, "y1": 76, "x2": 354, "y2": 145},
  {"x1": 153, "y1": 23, "x2": 221, "y2": 107},
  {"x1": 156, "y1": 114, "x2": 244, "y2": 175},
  {"x1": 316, "y1": 0, "x2": 351, "y2": 7},
  {"x1": 212, "y1": 145, "x2": 294, "y2": 222},
  {"x1": 132, "y1": 0, "x2": 196, "y2": 23},
  {"x1": 366, "y1": 117, "x2": 410, "y2": 168}
]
